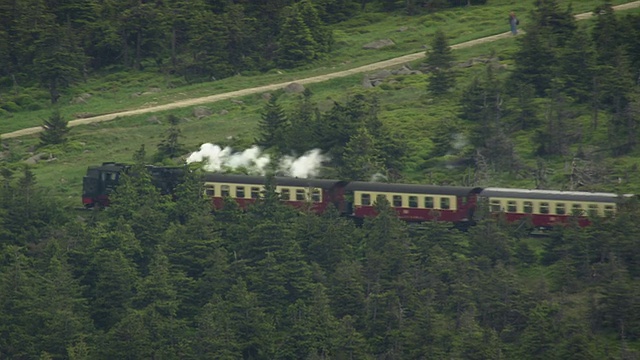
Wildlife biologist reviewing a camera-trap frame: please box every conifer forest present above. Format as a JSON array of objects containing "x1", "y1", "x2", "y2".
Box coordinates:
[{"x1": 2, "y1": 0, "x2": 640, "y2": 359}]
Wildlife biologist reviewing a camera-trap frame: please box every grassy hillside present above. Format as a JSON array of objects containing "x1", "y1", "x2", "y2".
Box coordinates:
[{"x1": 1, "y1": 0, "x2": 640, "y2": 207}]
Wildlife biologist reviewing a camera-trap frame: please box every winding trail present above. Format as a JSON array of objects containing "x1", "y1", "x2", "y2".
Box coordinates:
[{"x1": 3, "y1": 1, "x2": 640, "y2": 140}]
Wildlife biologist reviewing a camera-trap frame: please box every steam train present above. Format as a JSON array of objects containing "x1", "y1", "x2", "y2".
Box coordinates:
[{"x1": 82, "y1": 162, "x2": 633, "y2": 228}]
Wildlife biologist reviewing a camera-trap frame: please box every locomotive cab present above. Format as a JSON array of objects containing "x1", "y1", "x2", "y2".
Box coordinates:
[{"x1": 82, "y1": 163, "x2": 128, "y2": 208}]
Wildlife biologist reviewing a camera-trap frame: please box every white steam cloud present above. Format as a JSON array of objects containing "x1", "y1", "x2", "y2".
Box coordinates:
[{"x1": 186, "y1": 143, "x2": 328, "y2": 178}]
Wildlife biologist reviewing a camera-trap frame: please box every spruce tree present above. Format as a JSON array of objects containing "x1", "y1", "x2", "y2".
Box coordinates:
[
  {"x1": 511, "y1": 27, "x2": 556, "y2": 97},
  {"x1": 341, "y1": 126, "x2": 384, "y2": 181},
  {"x1": 33, "y1": 22, "x2": 86, "y2": 103},
  {"x1": 277, "y1": 4, "x2": 317, "y2": 68},
  {"x1": 40, "y1": 110, "x2": 70, "y2": 146},
  {"x1": 511, "y1": 0, "x2": 577, "y2": 97},
  {"x1": 288, "y1": 89, "x2": 319, "y2": 154},
  {"x1": 187, "y1": 10, "x2": 234, "y2": 79},
  {"x1": 297, "y1": 0, "x2": 333, "y2": 56},
  {"x1": 530, "y1": 0, "x2": 576, "y2": 47},
  {"x1": 156, "y1": 114, "x2": 185, "y2": 160},
  {"x1": 556, "y1": 30, "x2": 597, "y2": 103},
  {"x1": 513, "y1": 82, "x2": 539, "y2": 130},
  {"x1": 256, "y1": 94, "x2": 290, "y2": 152},
  {"x1": 426, "y1": 30, "x2": 455, "y2": 95}
]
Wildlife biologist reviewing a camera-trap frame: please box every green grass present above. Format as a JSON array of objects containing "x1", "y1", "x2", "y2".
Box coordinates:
[
  {"x1": 2, "y1": 0, "x2": 640, "y2": 207},
  {"x1": 3, "y1": 0, "x2": 630, "y2": 133}
]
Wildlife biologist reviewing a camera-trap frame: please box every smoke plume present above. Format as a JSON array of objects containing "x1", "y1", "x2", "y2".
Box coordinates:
[{"x1": 186, "y1": 143, "x2": 328, "y2": 178}]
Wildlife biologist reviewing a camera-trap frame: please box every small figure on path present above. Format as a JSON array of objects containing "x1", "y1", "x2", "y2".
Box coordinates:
[{"x1": 509, "y1": 11, "x2": 519, "y2": 35}]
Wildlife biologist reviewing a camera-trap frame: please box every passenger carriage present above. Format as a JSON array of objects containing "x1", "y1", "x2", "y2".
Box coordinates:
[
  {"x1": 478, "y1": 187, "x2": 632, "y2": 227},
  {"x1": 344, "y1": 181, "x2": 483, "y2": 223},
  {"x1": 201, "y1": 173, "x2": 349, "y2": 213}
]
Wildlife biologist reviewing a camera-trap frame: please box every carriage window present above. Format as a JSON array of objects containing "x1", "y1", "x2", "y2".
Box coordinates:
[
  {"x1": 507, "y1": 201, "x2": 517, "y2": 213},
  {"x1": 604, "y1": 205, "x2": 615, "y2": 217},
  {"x1": 588, "y1": 204, "x2": 599, "y2": 217},
  {"x1": 490, "y1": 200, "x2": 501, "y2": 212},
  {"x1": 311, "y1": 189, "x2": 321, "y2": 202},
  {"x1": 440, "y1": 198, "x2": 450, "y2": 210},
  {"x1": 296, "y1": 189, "x2": 305, "y2": 201},
  {"x1": 281, "y1": 188, "x2": 290, "y2": 201},
  {"x1": 393, "y1": 195, "x2": 402, "y2": 207},
  {"x1": 251, "y1": 187, "x2": 260, "y2": 199},
  {"x1": 523, "y1": 201, "x2": 533, "y2": 214},
  {"x1": 221, "y1": 185, "x2": 230, "y2": 197},
  {"x1": 236, "y1": 186, "x2": 245, "y2": 198},
  {"x1": 361, "y1": 194, "x2": 371, "y2": 206},
  {"x1": 539, "y1": 202, "x2": 549, "y2": 214},
  {"x1": 409, "y1": 196, "x2": 418, "y2": 208},
  {"x1": 555, "y1": 203, "x2": 565, "y2": 215},
  {"x1": 571, "y1": 204, "x2": 583, "y2": 216},
  {"x1": 377, "y1": 194, "x2": 387, "y2": 203},
  {"x1": 424, "y1": 196, "x2": 434, "y2": 209},
  {"x1": 205, "y1": 185, "x2": 215, "y2": 197}
]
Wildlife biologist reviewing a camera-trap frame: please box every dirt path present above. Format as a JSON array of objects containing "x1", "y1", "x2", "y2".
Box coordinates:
[{"x1": 3, "y1": 1, "x2": 640, "y2": 140}]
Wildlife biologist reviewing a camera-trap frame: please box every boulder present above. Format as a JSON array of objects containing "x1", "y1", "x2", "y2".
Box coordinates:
[
  {"x1": 25, "y1": 153, "x2": 50, "y2": 165},
  {"x1": 147, "y1": 115, "x2": 161, "y2": 124},
  {"x1": 284, "y1": 82, "x2": 305, "y2": 93},
  {"x1": 193, "y1": 106, "x2": 212, "y2": 119},
  {"x1": 362, "y1": 39, "x2": 395, "y2": 50}
]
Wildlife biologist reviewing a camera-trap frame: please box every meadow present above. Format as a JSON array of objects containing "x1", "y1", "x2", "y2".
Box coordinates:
[{"x1": 2, "y1": 0, "x2": 639, "y2": 207}]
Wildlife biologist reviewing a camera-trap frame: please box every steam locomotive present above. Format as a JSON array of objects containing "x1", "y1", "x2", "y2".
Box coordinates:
[{"x1": 82, "y1": 162, "x2": 632, "y2": 228}]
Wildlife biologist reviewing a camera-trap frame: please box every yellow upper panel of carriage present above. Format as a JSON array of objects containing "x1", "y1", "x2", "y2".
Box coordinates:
[
  {"x1": 352, "y1": 190, "x2": 457, "y2": 211},
  {"x1": 486, "y1": 197, "x2": 617, "y2": 217},
  {"x1": 202, "y1": 182, "x2": 323, "y2": 202}
]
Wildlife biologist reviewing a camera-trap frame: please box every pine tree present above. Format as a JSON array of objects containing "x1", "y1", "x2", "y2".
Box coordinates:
[
  {"x1": 162, "y1": 0, "x2": 207, "y2": 71},
  {"x1": 40, "y1": 110, "x2": 70, "y2": 146},
  {"x1": 533, "y1": 83, "x2": 573, "y2": 156},
  {"x1": 187, "y1": 9, "x2": 234, "y2": 79},
  {"x1": 591, "y1": 1, "x2": 634, "y2": 118},
  {"x1": 194, "y1": 296, "x2": 241, "y2": 358},
  {"x1": 134, "y1": 248, "x2": 189, "y2": 359},
  {"x1": 156, "y1": 114, "x2": 185, "y2": 161},
  {"x1": 119, "y1": 1, "x2": 163, "y2": 70},
  {"x1": 33, "y1": 22, "x2": 86, "y2": 103},
  {"x1": 513, "y1": 82, "x2": 540, "y2": 130},
  {"x1": 426, "y1": 30, "x2": 455, "y2": 95},
  {"x1": 256, "y1": 94, "x2": 290, "y2": 151},
  {"x1": 223, "y1": 4, "x2": 259, "y2": 73},
  {"x1": 278, "y1": 285, "x2": 341, "y2": 359},
  {"x1": 556, "y1": 30, "x2": 597, "y2": 103},
  {"x1": 297, "y1": 0, "x2": 333, "y2": 56},
  {"x1": 530, "y1": 0, "x2": 576, "y2": 47},
  {"x1": 288, "y1": 89, "x2": 320, "y2": 154},
  {"x1": 340, "y1": 126, "x2": 384, "y2": 181},
  {"x1": 511, "y1": 27, "x2": 556, "y2": 97},
  {"x1": 277, "y1": 4, "x2": 317, "y2": 68},
  {"x1": 102, "y1": 310, "x2": 152, "y2": 359},
  {"x1": 88, "y1": 249, "x2": 139, "y2": 330},
  {"x1": 31, "y1": 247, "x2": 94, "y2": 358},
  {"x1": 0, "y1": 246, "x2": 39, "y2": 358}
]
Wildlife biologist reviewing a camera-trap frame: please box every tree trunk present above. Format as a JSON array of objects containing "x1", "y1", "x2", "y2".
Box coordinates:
[
  {"x1": 171, "y1": 26, "x2": 177, "y2": 70},
  {"x1": 49, "y1": 78, "x2": 59, "y2": 104},
  {"x1": 135, "y1": 30, "x2": 142, "y2": 70}
]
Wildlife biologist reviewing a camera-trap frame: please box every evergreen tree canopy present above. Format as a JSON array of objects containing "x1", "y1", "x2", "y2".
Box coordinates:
[
  {"x1": 40, "y1": 110, "x2": 69, "y2": 146},
  {"x1": 426, "y1": 30, "x2": 456, "y2": 95}
]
